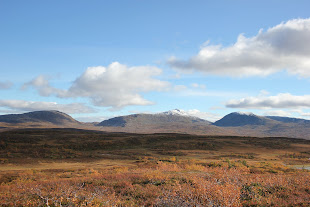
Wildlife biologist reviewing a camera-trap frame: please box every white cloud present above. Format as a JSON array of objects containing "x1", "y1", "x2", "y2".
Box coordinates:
[
  {"x1": 258, "y1": 90, "x2": 270, "y2": 96},
  {"x1": 300, "y1": 112, "x2": 310, "y2": 117},
  {"x1": 263, "y1": 110, "x2": 292, "y2": 117},
  {"x1": 284, "y1": 109, "x2": 310, "y2": 119},
  {"x1": 181, "y1": 109, "x2": 221, "y2": 122},
  {"x1": 173, "y1": 85, "x2": 187, "y2": 91},
  {"x1": 226, "y1": 93, "x2": 310, "y2": 109},
  {"x1": 74, "y1": 115, "x2": 111, "y2": 122},
  {"x1": 24, "y1": 62, "x2": 170, "y2": 110},
  {"x1": 294, "y1": 109, "x2": 310, "y2": 118},
  {"x1": 0, "y1": 81, "x2": 13, "y2": 90},
  {"x1": 191, "y1": 83, "x2": 206, "y2": 89},
  {"x1": 22, "y1": 75, "x2": 65, "y2": 96},
  {"x1": 169, "y1": 18, "x2": 310, "y2": 77},
  {"x1": 0, "y1": 100, "x2": 95, "y2": 114}
]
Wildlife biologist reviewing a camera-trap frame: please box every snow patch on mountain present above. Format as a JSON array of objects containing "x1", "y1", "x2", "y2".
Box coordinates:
[
  {"x1": 234, "y1": 111, "x2": 256, "y2": 116},
  {"x1": 161, "y1": 109, "x2": 190, "y2": 116}
]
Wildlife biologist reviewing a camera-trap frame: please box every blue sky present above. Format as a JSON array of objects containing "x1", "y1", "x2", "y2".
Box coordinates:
[{"x1": 1, "y1": 0, "x2": 310, "y2": 122}]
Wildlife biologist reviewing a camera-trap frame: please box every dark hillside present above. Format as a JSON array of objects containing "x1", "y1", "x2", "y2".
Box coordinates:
[{"x1": 0, "y1": 111, "x2": 79, "y2": 125}]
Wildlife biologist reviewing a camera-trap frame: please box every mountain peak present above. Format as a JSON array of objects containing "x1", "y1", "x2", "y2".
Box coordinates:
[
  {"x1": 233, "y1": 111, "x2": 256, "y2": 116},
  {"x1": 98, "y1": 109, "x2": 211, "y2": 127},
  {"x1": 161, "y1": 109, "x2": 189, "y2": 116},
  {"x1": 213, "y1": 111, "x2": 267, "y2": 127}
]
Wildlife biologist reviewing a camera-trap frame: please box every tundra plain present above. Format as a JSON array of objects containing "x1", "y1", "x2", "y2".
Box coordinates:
[{"x1": 1, "y1": 128, "x2": 310, "y2": 206}]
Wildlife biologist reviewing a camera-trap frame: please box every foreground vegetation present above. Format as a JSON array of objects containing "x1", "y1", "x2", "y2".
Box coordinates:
[{"x1": 1, "y1": 129, "x2": 310, "y2": 206}]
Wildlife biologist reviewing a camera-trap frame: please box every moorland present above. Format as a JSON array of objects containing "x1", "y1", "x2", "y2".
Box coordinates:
[{"x1": 1, "y1": 128, "x2": 310, "y2": 206}]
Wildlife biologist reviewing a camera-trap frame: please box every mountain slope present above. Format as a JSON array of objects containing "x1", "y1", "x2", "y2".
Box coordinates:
[
  {"x1": 211, "y1": 112, "x2": 310, "y2": 139},
  {"x1": 213, "y1": 112, "x2": 274, "y2": 127},
  {"x1": 266, "y1": 116, "x2": 310, "y2": 124},
  {"x1": 97, "y1": 109, "x2": 211, "y2": 127},
  {"x1": 0, "y1": 110, "x2": 80, "y2": 125}
]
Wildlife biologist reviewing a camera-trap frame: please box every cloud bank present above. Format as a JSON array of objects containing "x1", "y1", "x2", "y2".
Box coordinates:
[
  {"x1": 24, "y1": 62, "x2": 170, "y2": 110},
  {"x1": 226, "y1": 93, "x2": 310, "y2": 109},
  {"x1": 0, "y1": 100, "x2": 95, "y2": 114},
  {"x1": 169, "y1": 18, "x2": 310, "y2": 77}
]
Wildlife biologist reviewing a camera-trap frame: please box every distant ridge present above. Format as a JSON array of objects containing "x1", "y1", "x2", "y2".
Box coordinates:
[
  {"x1": 266, "y1": 116, "x2": 310, "y2": 124},
  {"x1": 213, "y1": 112, "x2": 271, "y2": 127},
  {"x1": 97, "y1": 109, "x2": 211, "y2": 127},
  {"x1": 0, "y1": 110, "x2": 80, "y2": 125}
]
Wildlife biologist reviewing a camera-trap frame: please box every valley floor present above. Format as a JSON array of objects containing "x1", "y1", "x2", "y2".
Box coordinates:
[{"x1": 0, "y1": 129, "x2": 310, "y2": 206}]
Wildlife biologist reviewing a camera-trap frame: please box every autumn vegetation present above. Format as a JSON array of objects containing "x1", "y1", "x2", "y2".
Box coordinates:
[{"x1": 1, "y1": 129, "x2": 310, "y2": 206}]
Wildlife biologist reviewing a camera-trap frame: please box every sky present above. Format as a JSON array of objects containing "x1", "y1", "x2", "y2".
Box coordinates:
[{"x1": 1, "y1": 0, "x2": 310, "y2": 122}]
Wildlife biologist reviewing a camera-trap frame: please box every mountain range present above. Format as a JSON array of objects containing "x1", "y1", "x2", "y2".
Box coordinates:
[{"x1": 0, "y1": 109, "x2": 309, "y2": 139}]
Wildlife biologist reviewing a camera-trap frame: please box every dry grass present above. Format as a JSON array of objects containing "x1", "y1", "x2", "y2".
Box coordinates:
[
  {"x1": 1, "y1": 129, "x2": 310, "y2": 206},
  {"x1": 1, "y1": 160, "x2": 310, "y2": 206}
]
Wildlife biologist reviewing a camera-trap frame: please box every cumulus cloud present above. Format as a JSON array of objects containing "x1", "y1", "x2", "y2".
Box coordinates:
[
  {"x1": 0, "y1": 100, "x2": 95, "y2": 114},
  {"x1": 63, "y1": 62, "x2": 170, "y2": 109},
  {"x1": 226, "y1": 93, "x2": 310, "y2": 109},
  {"x1": 169, "y1": 18, "x2": 310, "y2": 77},
  {"x1": 0, "y1": 81, "x2": 13, "y2": 90},
  {"x1": 22, "y1": 75, "x2": 65, "y2": 96},
  {"x1": 24, "y1": 62, "x2": 170, "y2": 110}
]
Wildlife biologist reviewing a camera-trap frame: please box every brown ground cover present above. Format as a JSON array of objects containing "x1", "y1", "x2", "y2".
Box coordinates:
[{"x1": 1, "y1": 129, "x2": 310, "y2": 206}]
